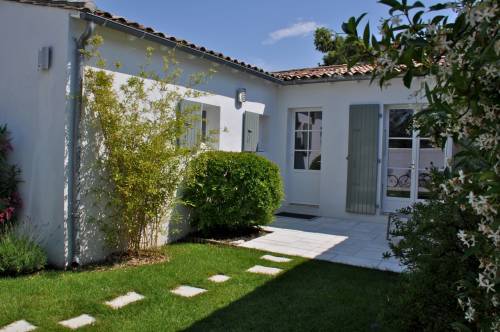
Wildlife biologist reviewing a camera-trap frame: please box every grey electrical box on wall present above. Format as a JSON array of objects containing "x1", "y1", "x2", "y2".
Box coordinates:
[{"x1": 38, "y1": 46, "x2": 52, "y2": 71}]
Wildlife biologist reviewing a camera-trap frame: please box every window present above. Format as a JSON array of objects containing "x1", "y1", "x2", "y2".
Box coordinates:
[{"x1": 293, "y1": 111, "x2": 322, "y2": 170}]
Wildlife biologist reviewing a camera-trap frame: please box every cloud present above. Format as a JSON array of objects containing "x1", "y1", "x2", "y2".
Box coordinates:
[{"x1": 263, "y1": 21, "x2": 320, "y2": 45}]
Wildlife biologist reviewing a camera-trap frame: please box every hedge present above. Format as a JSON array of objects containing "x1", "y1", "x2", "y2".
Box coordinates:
[{"x1": 183, "y1": 151, "x2": 284, "y2": 234}]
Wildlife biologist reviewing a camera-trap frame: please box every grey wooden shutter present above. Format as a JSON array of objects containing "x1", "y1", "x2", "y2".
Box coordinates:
[
  {"x1": 346, "y1": 104, "x2": 380, "y2": 214},
  {"x1": 243, "y1": 111, "x2": 260, "y2": 152},
  {"x1": 180, "y1": 100, "x2": 201, "y2": 147}
]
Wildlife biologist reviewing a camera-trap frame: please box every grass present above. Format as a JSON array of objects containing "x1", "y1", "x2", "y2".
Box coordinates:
[{"x1": 0, "y1": 243, "x2": 398, "y2": 331}]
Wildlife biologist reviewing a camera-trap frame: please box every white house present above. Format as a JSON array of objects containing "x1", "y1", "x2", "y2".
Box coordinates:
[{"x1": 0, "y1": 0, "x2": 452, "y2": 267}]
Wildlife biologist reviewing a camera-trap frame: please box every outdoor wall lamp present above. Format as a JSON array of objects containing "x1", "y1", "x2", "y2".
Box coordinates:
[{"x1": 236, "y1": 88, "x2": 247, "y2": 108}]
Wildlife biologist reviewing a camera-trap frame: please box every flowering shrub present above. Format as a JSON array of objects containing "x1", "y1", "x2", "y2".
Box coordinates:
[
  {"x1": 0, "y1": 125, "x2": 21, "y2": 229},
  {"x1": 342, "y1": 0, "x2": 498, "y2": 330}
]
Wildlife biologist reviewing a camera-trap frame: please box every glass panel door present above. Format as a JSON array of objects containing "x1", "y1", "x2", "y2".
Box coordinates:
[
  {"x1": 385, "y1": 109, "x2": 414, "y2": 200},
  {"x1": 383, "y1": 106, "x2": 448, "y2": 211}
]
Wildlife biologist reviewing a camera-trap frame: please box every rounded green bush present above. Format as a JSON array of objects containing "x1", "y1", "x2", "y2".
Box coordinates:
[
  {"x1": 184, "y1": 151, "x2": 284, "y2": 234},
  {"x1": 0, "y1": 232, "x2": 47, "y2": 276}
]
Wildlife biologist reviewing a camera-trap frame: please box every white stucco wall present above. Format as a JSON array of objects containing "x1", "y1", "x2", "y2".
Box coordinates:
[
  {"x1": 0, "y1": 1, "x2": 72, "y2": 267},
  {"x1": 69, "y1": 18, "x2": 281, "y2": 264},
  {"x1": 270, "y1": 79, "x2": 426, "y2": 222}
]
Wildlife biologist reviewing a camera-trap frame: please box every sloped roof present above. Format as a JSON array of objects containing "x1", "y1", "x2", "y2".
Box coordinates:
[
  {"x1": 5, "y1": 0, "x2": 377, "y2": 84},
  {"x1": 273, "y1": 64, "x2": 378, "y2": 81}
]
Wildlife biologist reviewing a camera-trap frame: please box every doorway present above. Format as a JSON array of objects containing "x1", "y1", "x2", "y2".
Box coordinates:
[{"x1": 382, "y1": 105, "x2": 447, "y2": 212}]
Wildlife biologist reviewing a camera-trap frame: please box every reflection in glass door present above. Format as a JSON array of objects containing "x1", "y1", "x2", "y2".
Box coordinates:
[{"x1": 383, "y1": 106, "x2": 446, "y2": 211}]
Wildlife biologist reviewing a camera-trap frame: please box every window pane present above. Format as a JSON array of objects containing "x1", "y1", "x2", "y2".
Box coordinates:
[
  {"x1": 419, "y1": 139, "x2": 445, "y2": 170},
  {"x1": 389, "y1": 109, "x2": 413, "y2": 137},
  {"x1": 417, "y1": 170, "x2": 432, "y2": 199},
  {"x1": 388, "y1": 139, "x2": 412, "y2": 168},
  {"x1": 309, "y1": 131, "x2": 322, "y2": 150},
  {"x1": 310, "y1": 112, "x2": 322, "y2": 131},
  {"x1": 294, "y1": 132, "x2": 308, "y2": 150},
  {"x1": 389, "y1": 138, "x2": 412, "y2": 148},
  {"x1": 386, "y1": 167, "x2": 412, "y2": 198},
  {"x1": 295, "y1": 112, "x2": 309, "y2": 130},
  {"x1": 294, "y1": 151, "x2": 307, "y2": 169},
  {"x1": 309, "y1": 151, "x2": 321, "y2": 170}
]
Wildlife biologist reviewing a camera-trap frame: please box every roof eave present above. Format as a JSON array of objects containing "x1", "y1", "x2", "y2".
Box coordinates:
[
  {"x1": 281, "y1": 75, "x2": 373, "y2": 85},
  {"x1": 78, "y1": 11, "x2": 284, "y2": 85}
]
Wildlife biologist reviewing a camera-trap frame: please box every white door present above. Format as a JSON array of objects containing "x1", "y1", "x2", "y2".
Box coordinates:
[
  {"x1": 382, "y1": 106, "x2": 446, "y2": 212},
  {"x1": 287, "y1": 109, "x2": 322, "y2": 205}
]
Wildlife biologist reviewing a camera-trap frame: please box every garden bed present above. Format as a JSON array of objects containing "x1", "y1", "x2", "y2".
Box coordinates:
[{"x1": 185, "y1": 226, "x2": 271, "y2": 246}]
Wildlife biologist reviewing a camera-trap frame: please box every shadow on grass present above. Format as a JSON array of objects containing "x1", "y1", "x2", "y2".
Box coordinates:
[{"x1": 184, "y1": 259, "x2": 398, "y2": 332}]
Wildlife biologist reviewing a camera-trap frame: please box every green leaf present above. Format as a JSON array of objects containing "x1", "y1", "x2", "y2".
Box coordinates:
[
  {"x1": 450, "y1": 322, "x2": 473, "y2": 332},
  {"x1": 412, "y1": 10, "x2": 424, "y2": 24},
  {"x1": 371, "y1": 35, "x2": 380, "y2": 50},
  {"x1": 429, "y1": 2, "x2": 451, "y2": 11},
  {"x1": 424, "y1": 82, "x2": 433, "y2": 103},
  {"x1": 363, "y1": 23, "x2": 371, "y2": 46},
  {"x1": 412, "y1": 1, "x2": 425, "y2": 8},
  {"x1": 403, "y1": 69, "x2": 413, "y2": 88},
  {"x1": 355, "y1": 13, "x2": 367, "y2": 25},
  {"x1": 431, "y1": 15, "x2": 445, "y2": 25}
]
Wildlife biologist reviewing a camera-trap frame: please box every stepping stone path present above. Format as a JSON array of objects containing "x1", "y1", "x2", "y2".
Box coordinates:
[
  {"x1": 208, "y1": 274, "x2": 230, "y2": 283},
  {"x1": 261, "y1": 254, "x2": 292, "y2": 263},
  {"x1": 0, "y1": 320, "x2": 37, "y2": 332},
  {"x1": 105, "y1": 291, "x2": 145, "y2": 309},
  {"x1": 58, "y1": 314, "x2": 95, "y2": 330},
  {"x1": 2, "y1": 259, "x2": 290, "y2": 329},
  {"x1": 171, "y1": 285, "x2": 207, "y2": 297},
  {"x1": 247, "y1": 265, "x2": 283, "y2": 276}
]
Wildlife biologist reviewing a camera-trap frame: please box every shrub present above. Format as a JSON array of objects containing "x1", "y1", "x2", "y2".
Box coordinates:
[
  {"x1": 380, "y1": 198, "x2": 471, "y2": 331},
  {"x1": 0, "y1": 125, "x2": 22, "y2": 230},
  {"x1": 0, "y1": 232, "x2": 46, "y2": 276},
  {"x1": 183, "y1": 151, "x2": 284, "y2": 234}
]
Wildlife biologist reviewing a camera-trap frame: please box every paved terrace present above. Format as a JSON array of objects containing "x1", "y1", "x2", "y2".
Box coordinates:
[{"x1": 239, "y1": 216, "x2": 403, "y2": 273}]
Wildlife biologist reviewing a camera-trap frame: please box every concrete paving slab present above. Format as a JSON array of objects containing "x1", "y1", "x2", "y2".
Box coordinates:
[
  {"x1": 171, "y1": 286, "x2": 207, "y2": 297},
  {"x1": 105, "y1": 292, "x2": 145, "y2": 309},
  {"x1": 208, "y1": 274, "x2": 230, "y2": 283},
  {"x1": 58, "y1": 314, "x2": 95, "y2": 330},
  {"x1": 261, "y1": 255, "x2": 292, "y2": 263},
  {"x1": 247, "y1": 265, "x2": 283, "y2": 275},
  {"x1": 0, "y1": 320, "x2": 37, "y2": 332}
]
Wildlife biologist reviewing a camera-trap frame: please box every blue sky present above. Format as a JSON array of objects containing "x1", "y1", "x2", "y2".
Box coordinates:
[{"x1": 93, "y1": 0, "x2": 448, "y2": 72}]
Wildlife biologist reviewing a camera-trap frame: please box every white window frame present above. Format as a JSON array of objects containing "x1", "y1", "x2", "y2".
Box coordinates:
[{"x1": 291, "y1": 109, "x2": 322, "y2": 172}]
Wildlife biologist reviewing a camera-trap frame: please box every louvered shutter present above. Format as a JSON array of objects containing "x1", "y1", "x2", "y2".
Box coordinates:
[
  {"x1": 346, "y1": 104, "x2": 380, "y2": 214},
  {"x1": 243, "y1": 111, "x2": 260, "y2": 152}
]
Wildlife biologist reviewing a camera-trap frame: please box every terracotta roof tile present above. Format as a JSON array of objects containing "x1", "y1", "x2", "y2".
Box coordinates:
[{"x1": 272, "y1": 64, "x2": 377, "y2": 81}]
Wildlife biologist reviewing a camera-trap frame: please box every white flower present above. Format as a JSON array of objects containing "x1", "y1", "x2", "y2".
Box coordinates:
[
  {"x1": 391, "y1": 16, "x2": 403, "y2": 26},
  {"x1": 458, "y1": 170, "x2": 466, "y2": 184},
  {"x1": 487, "y1": 229, "x2": 500, "y2": 247},
  {"x1": 458, "y1": 230, "x2": 468, "y2": 243},
  {"x1": 477, "y1": 273, "x2": 496, "y2": 293},
  {"x1": 465, "y1": 304, "x2": 476, "y2": 322}
]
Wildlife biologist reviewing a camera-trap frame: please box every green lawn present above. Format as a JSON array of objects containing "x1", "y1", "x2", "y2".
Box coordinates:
[{"x1": 0, "y1": 243, "x2": 398, "y2": 331}]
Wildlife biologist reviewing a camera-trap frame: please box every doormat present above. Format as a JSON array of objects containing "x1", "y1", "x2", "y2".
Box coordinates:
[{"x1": 275, "y1": 212, "x2": 318, "y2": 220}]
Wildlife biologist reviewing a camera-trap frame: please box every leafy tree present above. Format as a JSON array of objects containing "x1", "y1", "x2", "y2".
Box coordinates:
[
  {"x1": 314, "y1": 27, "x2": 372, "y2": 65},
  {"x1": 341, "y1": 0, "x2": 499, "y2": 330}
]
